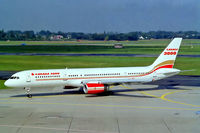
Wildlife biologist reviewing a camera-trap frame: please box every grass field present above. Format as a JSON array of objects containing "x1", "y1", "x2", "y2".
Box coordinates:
[
  {"x1": 0, "y1": 44, "x2": 199, "y2": 55},
  {"x1": 0, "y1": 39, "x2": 200, "y2": 45},
  {"x1": 0, "y1": 55, "x2": 199, "y2": 75},
  {"x1": 0, "y1": 80, "x2": 8, "y2": 89},
  {"x1": 0, "y1": 39, "x2": 199, "y2": 55}
]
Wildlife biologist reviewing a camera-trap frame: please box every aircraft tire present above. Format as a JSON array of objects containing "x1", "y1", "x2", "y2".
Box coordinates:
[{"x1": 27, "y1": 94, "x2": 32, "y2": 98}]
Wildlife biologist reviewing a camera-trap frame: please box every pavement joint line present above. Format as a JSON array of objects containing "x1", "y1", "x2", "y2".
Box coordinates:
[
  {"x1": 0, "y1": 124, "x2": 118, "y2": 133},
  {"x1": 121, "y1": 85, "x2": 200, "y2": 108},
  {"x1": 67, "y1": 117, "x2": 73, "y2": 133},
  {"x1": 16, "y1": 112, "x2": 33, "y2": 133},
  {"x1": 116, "y1": 118, "x2": 120, "y2": 133},
  {"x1": 0, "y1": 101, "x2": 198, "y2": 111},
  {"x1": 162, "y1": 119, "x2": 172, "y2": 133}
]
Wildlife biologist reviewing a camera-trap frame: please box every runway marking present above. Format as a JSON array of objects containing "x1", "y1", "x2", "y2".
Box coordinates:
[
  {"x1": 140, "y1": 91, "x2": 160, "y2": 98},
  {"x1": 120, "y1": 85, "x2": 159, "y2": 98},
  {"x1": 121, "y1": 85, "x2": 200, "y2": 108},
  {"x1": 120, "y1": 85, "x2": 160, "y2": 98},
  {"x1": 0, "y1": 101, "x2": 198, "y2": 111},
  {"x1": 0, "y1": 124, "x2": 117, "y2": 133},
  {"x1": 0, "y1": 86, "x2": 199, "y2": 111},
  {"x1": 160, "y1": 91, "x2": 200, "y2": 107}
]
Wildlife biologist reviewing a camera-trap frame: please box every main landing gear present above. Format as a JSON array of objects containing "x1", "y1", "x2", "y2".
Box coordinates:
[{"x1": 24, "y1": 87, "x2": 32, "y2": 98}]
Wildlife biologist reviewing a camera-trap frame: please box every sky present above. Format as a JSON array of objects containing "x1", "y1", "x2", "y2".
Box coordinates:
[{"x1": 0, "y1": 0, "x2": 200, "y2": 33}]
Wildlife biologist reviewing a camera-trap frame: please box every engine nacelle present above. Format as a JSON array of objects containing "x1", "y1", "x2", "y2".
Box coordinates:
[{"x1": 83, "y1": 81, "x2": 108, "y2": 94}]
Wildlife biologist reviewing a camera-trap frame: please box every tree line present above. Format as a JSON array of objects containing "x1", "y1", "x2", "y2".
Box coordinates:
[{"x1": 0, "y1": 30, "x2": 200, "y2": 41}]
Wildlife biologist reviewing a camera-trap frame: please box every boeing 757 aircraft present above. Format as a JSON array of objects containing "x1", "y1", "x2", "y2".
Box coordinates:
[{"x1": 5, "y1": 38, "x2": 182, "y2": 98}]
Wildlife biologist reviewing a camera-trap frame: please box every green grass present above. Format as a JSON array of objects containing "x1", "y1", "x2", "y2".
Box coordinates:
[
  {"x1": 0, "y1": 80, "x2": 8, "y2": 89},
  {"x1": 174, "y1": 57, "x2": 200, "y2": 75},
  {"x1": 133, "y1": 39, "x2": 200, "y2": 45},
  {"x1": 0, "y1": 39, "x2": 199, "y2": 55},
  {"x1": 0, "y1": 55, "x2": 154, "y2": 70},
  {"x1": 0, "y1": 39, "x2": 200, "y2": 45},
  {"x1": 0, "y1": 45, "x2": 199, "y2": 55},
  {"x1": 0, "y1": 55, "x2": 199, "y2": 75}
]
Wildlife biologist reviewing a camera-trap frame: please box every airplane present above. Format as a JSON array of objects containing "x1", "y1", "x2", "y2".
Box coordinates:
[{"x1": 4, "y1": 38, "x2": 182, "y2": 98}]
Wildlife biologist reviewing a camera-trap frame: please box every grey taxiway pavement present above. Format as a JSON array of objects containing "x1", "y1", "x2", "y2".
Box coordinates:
[{"x1": 0, "y1": 84, "x2": 200, "y2": 133}]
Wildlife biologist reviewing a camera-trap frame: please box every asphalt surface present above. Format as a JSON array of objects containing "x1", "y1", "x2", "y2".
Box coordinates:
[
  {"x1": 0, "y1": 52, "x2": 200, "y2": 57},
  {"x1": 0, "y1": 84, "x2": 200, "y2": 133},
  {"x1": 1, "y1": 72, "x2": 200, "y2": 133}
]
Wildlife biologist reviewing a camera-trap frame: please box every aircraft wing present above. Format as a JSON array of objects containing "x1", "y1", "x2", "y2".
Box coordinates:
[
  {"x1": 81, "y1": 78, "x2": 152, "y2": 94},
  {"x1": 82, "y1": 78, "x2": 151, "y2": 85}
]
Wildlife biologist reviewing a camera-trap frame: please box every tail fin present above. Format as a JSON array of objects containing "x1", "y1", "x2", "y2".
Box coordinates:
[{"x1": 151, "y1": 38, "x2": 182, "y2": 68}]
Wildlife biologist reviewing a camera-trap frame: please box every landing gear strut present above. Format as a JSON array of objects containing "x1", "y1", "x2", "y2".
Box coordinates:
[{"x1": 24, "y1": 87, "x2": 32, "y2": 98}]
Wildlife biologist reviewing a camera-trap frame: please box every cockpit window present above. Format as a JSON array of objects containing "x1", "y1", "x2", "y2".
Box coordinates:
[{"x1": 10, "y1": 76, "x2": 20, "y2": 79}]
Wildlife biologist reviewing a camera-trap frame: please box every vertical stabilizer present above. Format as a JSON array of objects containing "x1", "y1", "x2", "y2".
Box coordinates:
[{"x1": 151, "y1": 38, "x2": 182, "y2": 68}]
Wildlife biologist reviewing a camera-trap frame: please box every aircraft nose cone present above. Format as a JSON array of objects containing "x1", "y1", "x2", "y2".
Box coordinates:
[
  {"x1": 4, "y1": 80, "x2": 11, "y2": 87},
  {"x1": 4, "y1": 79, "x2": 24, "y2": 88}
]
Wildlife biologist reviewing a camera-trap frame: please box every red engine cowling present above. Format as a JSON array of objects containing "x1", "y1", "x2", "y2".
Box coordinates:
[{"x1": 83, "y1": 82, "x2": 107, "y2": 94}]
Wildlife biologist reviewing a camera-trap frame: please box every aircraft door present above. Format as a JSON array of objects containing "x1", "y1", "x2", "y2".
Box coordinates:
[
  {"x1": 124, "y1": 72, "x2": 127, "y2": 76},
  {"x1": 26, "y1": 73, "x2": 31, "y2": 82},
  {"x1": 63, "y1": 71, "x2": 68, "y2": 81}
]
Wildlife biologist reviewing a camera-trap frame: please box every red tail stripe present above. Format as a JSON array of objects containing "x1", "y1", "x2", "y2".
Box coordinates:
[
  {"x1": 153, "y1": 64, "x2": 173, "y2": 72},
  {"x1": 136, "y1": 64, "x2": 174, "y2": 77}
]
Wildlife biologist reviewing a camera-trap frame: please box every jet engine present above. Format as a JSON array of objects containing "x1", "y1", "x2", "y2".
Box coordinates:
[{"x1": 83, "y1": 81, "x2": 108, "y2": 94}]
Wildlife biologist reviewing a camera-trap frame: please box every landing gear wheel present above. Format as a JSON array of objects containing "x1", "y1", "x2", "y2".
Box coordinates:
[
  {"x1": 79, "y1": 87, "x2": 84, "y2": 94},
  {"x1": 27, "y1": 94, "x2": 32, "y2": 98},
  {"x1": 24, "y1": 87, "x2": 32, "y2": 98}
]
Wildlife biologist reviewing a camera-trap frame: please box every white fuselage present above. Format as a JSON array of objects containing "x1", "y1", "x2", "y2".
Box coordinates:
[{"x1": 4, "y1": 66, "x2": 180, "y2": 89}]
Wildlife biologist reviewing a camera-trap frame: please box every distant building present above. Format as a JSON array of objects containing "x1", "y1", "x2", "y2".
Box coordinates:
[
  {"x1": 67, "y1": 34, "x2": 71, "y2": 39},
  {"x1": 139, "y1": 36, "x2": 144, "y2": 40},
  {"x1": 114, "y1": 43, "x2": 123, "y2": 48},
  {"x1": 50, "y1": 35, "x2": 63, "y2": 40}
]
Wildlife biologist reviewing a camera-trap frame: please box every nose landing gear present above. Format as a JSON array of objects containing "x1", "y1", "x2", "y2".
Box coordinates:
[{"x1": 24, "y1": 87, "x2": 32, "y2": 98}]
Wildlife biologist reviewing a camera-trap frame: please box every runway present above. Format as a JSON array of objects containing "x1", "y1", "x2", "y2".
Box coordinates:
[{"x1": 0, "y1": 84, "x2": 200, "y2": 133}]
